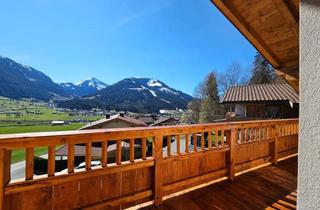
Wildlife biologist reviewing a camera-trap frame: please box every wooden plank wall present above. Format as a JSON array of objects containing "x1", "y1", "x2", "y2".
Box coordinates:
[{"x1": 0, "y1": 119, "x2": 298, "y2": 210}]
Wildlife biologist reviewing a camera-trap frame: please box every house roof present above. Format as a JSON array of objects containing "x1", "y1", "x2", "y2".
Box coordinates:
[
  {"x1": 80, "y1": 114, "x2": 147, "y2": 130},
  {"x1": 211, "y1": 0, "x2": 299, "y2": 91},
  {"x1": 138, "y1": 116, "x2": 157, "y2": 125},
  {"x1": 150, "y1": 117, "x2": 178, "y2": 126},
  {"x1": 222, "y1": 83, "x2": 299, "y2": 104}
]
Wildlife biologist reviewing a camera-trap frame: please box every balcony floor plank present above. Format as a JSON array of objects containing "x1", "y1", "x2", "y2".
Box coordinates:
[{"x1": 141, "y1": 156, "x2": 297, "y2": 210}]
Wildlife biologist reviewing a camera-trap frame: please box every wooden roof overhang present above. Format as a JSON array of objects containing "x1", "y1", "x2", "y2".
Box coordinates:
[{"x1": 211, "y1": 0, "x2": 299, "y2": 91}]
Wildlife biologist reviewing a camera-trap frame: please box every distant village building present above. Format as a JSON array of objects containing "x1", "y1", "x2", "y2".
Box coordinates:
[
  {"x1": 53, "y1": 114, "x2": 147, "y2": 169},
  {"x1": 222, "y1": 83, "x2": 299, "y2": 119},
  {"x1": 150, "y1": 117, "x2": 180, "y2": 126},
  {"x1": 54, "y1": 114, "x2": 181, "y2": 169},
  {"x1": 137, "y1": 115, "x2": 158, "y2": 125},
  {"x1": 51, "y1": 121, "x2": 65, "y2": 126},
  {"x1": 80, "y1": 113, "x2": 147, "y2": 130}
]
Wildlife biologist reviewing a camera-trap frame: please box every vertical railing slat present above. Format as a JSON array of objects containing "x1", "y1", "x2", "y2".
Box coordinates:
[
  {"x1": 116, "y1": 140, "x2": 122, "y2": 165},
  {"x1": 185, "y1": 134, "x2": 189, "y2": 153},
  {"x1": 130, "y1": 138, "x2": 135, "y2": 162},
  {"x1": 152, "y1": 138, "x2": 155, "y2": 158},
  {"x1": 167, "y1": 136, "x2": 171, "y2": 156},
  {"x1": 215, "y1": 130, "x2": 219, "y2": 147},
  {"x1": 208, "y1": 131, "x2": 212, "y2": 149},
  {"x1": 142, "y1": 137, "x2": 147, "y2": 160},
  {"x1": 101, "y1": 141, "x2": 108, "y2": 167},
  {"x1": 48, "y1": 146, "x2": 55, "y2": 176},
  {"x1": 25, "y1": 147, "x2": 34, "y2": 180},
  {"x1": 201, "y1": 132, "x2": 205, "y2": 150},
  {"x1": 85, "y1": 142, "x2": 92, "y2": 170},
  {"x1": 68, "y1": 144, "x2": 75, "y2": 173},
  {"x1": 240, "y1": 128, "x2": 245, "y2": 144},
  {"x1": 193, "y1": 134, "x2": 197, "y2": 152},
  {"x1": 176, "y1": 135, "x2": 181, "y2": 154},
  {"x1": 272, "y1": 125, "x2": 279, "y2": 165},
  {"x1": 221, "y1": 130, "x2": 225, "y2": 146}
]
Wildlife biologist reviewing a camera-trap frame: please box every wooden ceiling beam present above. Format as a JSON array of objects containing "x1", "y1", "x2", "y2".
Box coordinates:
[
  {"x1": 272, "y1": 0, "x2": 299, "y2": 26},
  {"x1": 275, "y1": 70, "x2": 299, "y2": 92},
  {"x1": 271, "y1": 0, "x2": 299, "y2": 39},
  {"x1": 210, "y1": 0, "x2": 281, "y2": 68},
  {"x1": 277, "y1": 61, "x2": 299, "y2": 79}
]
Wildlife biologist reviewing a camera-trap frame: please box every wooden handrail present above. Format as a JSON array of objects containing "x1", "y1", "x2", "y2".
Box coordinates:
[{"x1": 0, "y1": 118, "x2": 299, "y2": 210}]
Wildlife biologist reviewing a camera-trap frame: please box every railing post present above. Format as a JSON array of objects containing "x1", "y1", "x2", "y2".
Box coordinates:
[
  {"x1": 226, "y1": 129, "x2": 236, "y2": 181},
  {"x1": 0, "y1": 149, "x2": 11, "y2": 210},
  {"x1": 154, "y1": 135, "x2": 163, "y2": 206},
  {"x1": 271, "y1": 125, "x2": 279, "y2": 165}
]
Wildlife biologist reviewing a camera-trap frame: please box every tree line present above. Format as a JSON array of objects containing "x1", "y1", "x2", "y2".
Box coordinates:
[{"x1": 182, "y1": 52, "x2": 285, "y2": 124}]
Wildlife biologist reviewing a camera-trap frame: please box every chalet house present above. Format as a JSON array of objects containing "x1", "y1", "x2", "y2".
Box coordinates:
[
  {"x1": 150, "y1": 117, "x2": 180, "y2": 126},
  {"x1": 137, "y1": 115, "x2": 158, "y2": 125},
  {"x1": 222, "y1": 83, "x2": 299, "y2": 119},
  {"x1": 79, "y1": 113, "x2": 147, "y2": 130}
]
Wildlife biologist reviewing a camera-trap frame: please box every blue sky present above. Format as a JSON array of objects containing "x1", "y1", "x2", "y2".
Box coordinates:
[{"x1": 0, "y1": 0, "x2": 256, "y2": 95}]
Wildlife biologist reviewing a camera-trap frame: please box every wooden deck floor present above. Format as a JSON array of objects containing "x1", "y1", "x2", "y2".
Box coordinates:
[{"x1": 141, "y1": 156, "x2": 297, "y2": 210}]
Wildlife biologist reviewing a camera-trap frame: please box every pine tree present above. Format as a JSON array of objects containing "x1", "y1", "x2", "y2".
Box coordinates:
[
  {"x1": 199, "y1": 72, "x2": 224, "y2": 123},
  {"x1": 249, "y1": 52, "x2": 275, "y2": 84}
]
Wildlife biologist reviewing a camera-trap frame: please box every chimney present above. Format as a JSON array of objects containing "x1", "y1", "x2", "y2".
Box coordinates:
[
  {"x1": 105, "y1": 114, "x2": 110, "y2": 119},
  {"x1": 119, "y1": 112, "x2": 125, "y2": 117}
]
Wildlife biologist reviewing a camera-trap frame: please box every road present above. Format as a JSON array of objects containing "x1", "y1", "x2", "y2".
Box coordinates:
[
  {"x1": 11, "y1": 154, "x2": 48, "y2": 180},
  {"x1": 11, "y1": 160, "x2": 26, "y2": 180}
]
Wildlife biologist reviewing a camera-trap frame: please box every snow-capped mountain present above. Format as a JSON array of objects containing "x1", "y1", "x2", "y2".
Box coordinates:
[
  {"x1": 60, "y1": 77, "x2": 108, "y2": 97},
  {"x1": 0, "y1": 55, "x2": 192, "y2": 112},
  {"x1": 58, "y1": 77, "x2": 193, "y2": 113},
  {"x1": 0, "y1": 56, "x2": 71, "y2": 100}
]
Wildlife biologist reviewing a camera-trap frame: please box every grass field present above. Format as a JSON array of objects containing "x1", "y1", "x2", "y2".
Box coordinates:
[
  {"x1": 2, "y1": 123, "x2": 85, "y2": 163},
  {"x1": 0, "y1": 123, "x2": 85, "y2": 134},
  {"x1": 0, "y1": 97, "x2": 102, "y2": 121}
]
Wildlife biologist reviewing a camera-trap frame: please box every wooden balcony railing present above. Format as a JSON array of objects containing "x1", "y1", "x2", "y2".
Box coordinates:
[{"x1": 0, "y1": 119, "x2": 298, "y2": 210}]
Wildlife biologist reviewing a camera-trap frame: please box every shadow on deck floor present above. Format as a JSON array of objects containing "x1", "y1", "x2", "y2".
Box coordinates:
[{"x1": 141, "y1": 156, "x2": 297, "y2": 210}]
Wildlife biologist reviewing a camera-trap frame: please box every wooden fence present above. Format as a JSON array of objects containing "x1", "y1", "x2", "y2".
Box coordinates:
[{"x1": 0, "y1": 118, "x2": 298, "y2": 210}]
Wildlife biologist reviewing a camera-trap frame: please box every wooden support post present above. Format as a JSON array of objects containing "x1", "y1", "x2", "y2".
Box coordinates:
[
  {"x1": 48, "y1": 146, "x2": 55, "y2": 176},
  {"x1": 101, "y1": 141, "x2": 108, "y2": 167},
  {"x1": 154, "y1": 135, "x2": 163, "y2": 206},
  {"x1": 226, "y1": 129, "x2": 236, "y2": 181},
  {"x1": 221, "y1": 130, "x2": 225, "y2": 146},
  {"x1": 0, "y1": 149, "x2": 11, "y2": 210},
  {"x1": 271, "y1": 125, "x2": 279, "y2": 165},
  {"x1": 25, "y1": 147, "x2": 34, "y2": 180}
]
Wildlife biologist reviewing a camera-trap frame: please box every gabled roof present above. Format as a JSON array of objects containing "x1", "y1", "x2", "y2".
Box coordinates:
[
  {"x1": 222, "y1": 83, "x2": 299, "y2": 104},
  {"x1": 150, "y1": 117, "x2": 178, "y2": 126},
  {"x1": 138, "y1": 116, "x2": 157, "y2": 125},
  {"x1": 80, "y1": 114, "x2": 147, "y2": 130}
]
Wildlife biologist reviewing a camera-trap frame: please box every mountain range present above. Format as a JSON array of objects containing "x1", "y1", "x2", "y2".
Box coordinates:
[
  {"x1": 60, "y1": 77, "x2": 108, "y2": 97},
  {"x1": 0, "y1": 56, "x2": 193, "y2": 112},
  {"x1": 58, "y1": 78, "x2": 193, "y2": 113}
]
